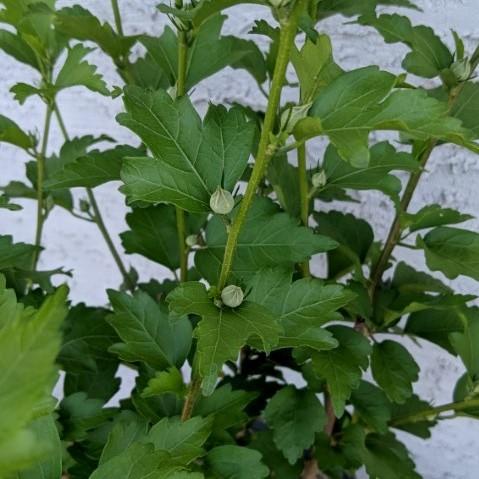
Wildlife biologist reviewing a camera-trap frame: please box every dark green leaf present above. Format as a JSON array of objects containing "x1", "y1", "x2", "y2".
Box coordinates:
[
  {"x1": 107, "y1": 290, "x2": 192, "y2": 370},
  {"x1": 0, "y1": 29, "x2": 38, "y2": 69},
  {"x1": 390, "y1": 394, "x2": 437, "y2": 438},
  {"x1": 264, "y1": 386, "x2": 326, "y2": 464},
  {"x1": 195, "y1": 197, "x2": 337, "y2": 283},
  {"x1": 418, "y1": 226, "x2": 479, "y2": 281},
  {"x1": 0, "y1": 114, "x2": 33, "y2": 150},
  {"x1": 311, "y1": 325, "x2": 371, "y2": 415},
  {"x1": 167, "y1": 282, "x2": 280, "y2": 394},
  {"x1": 350, "y1": 381, "x2": 391, "y2": 433},
  {"x1": 450, "y1": 307, "x2": 479, "y2": 377},
  {"x1": 317, "y1": 141, "x2": 418, "y2": 203},
  {"x1": 371, "y1": 340, "x2": 419, "y2": 403},
  {"x1": 402, "y1": 204, "x2": 473, "y2": 233},
  {"x1": 118, "y1": 87, "x2": 255, "y2": 212},
  {"x1": 296, "y1": 67, "x2": 476, "y2": 167},
  {"x1": 206, "y1": 445, "x2": 269, "y2": 479}
]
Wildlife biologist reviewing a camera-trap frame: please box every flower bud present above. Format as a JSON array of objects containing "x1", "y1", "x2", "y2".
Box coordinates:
[
  {"x1": 451, "y1": 58, "x2": 471, "y2": 81},
  {"x1": 210, "y1": 187, "x2": 234, "y2": 215},
  {"x1": 312, "y1": 170, "x2": 327, "y2": 188},
  {"x1": 185, "y1": 234, "x2": 198, "y2": 247},
  {"x1": 280, "y1": 103, "x2": 311, "y2": 134},
  {"x1": 221, "y1": 285, "x2": 244, "y2": 308},
  {"x1": 268, "y1": 0, "x2": 291, "y2": 7}
]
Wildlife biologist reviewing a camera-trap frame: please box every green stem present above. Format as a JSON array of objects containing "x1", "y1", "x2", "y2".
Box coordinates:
[
  {"x1": 110, "y1": 0, "x2": 124, "y2": 36},
  {"x1": 217, "y1": 0, "x2": 307, "y2": 290},
  {"x1": 180, "y1": 376, "x2": 201, "y2": 421},
  {"x1": 32, "y1": 102, "x2": 54, "y2": 270},
  {"x1": 298, "y1": 142, "x2": 310, "y2": 277},
  {"x1": 390, "y1": 398, "x2": 479, "y2": 426},
  {"x1": 369, "y1": 76, "x2": 470, "y2": 298},
  {"x1": 369, "y1": 140, "x2": 435, "y2": 296},
  {"x1": 175, "y1": 28, "x2": 189, "y2": 283},
  {"x1": 53, "y1": 103, "x2": 135, "y2": 292}
]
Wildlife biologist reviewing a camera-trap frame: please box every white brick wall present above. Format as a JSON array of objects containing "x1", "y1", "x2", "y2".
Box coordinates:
[{"x1": 1, "y1": 1, "x2": 478, "y2": 477}]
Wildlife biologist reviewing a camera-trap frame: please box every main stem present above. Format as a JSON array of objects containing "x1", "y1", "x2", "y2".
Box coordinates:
[
  {"x1": 32, "y1": 102, "x2": 54, "y2": 269},
  {"x1": 175, "y1": 25, "x2": 189, "y2": 283},
  {"x1": 369, "y1": 78, "x2": 470, "y2": 298},
  {"x1": 369, "y1": 140, "x2": 435, "y2": 295},
  {"x1": 53, "y1": 104, "x2": 135, "y2": 292},
  {"x1": 217, "y1": 0, "x2": 306, "y2": 290},
  {"x1": 298, "y1": 142, "x2": 311, "y2": 277}
]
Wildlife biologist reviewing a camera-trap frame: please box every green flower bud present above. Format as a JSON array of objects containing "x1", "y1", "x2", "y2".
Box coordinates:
[
  {"x1": 221, "y1": 285, "x2": 244, "y2": 308},
  {"x1": 210, "y1": 187, "x2": 234, "y2": 215},
  {"x1": 451, "y1": 58, "x2": 472, "y2": 81},
  {"x1": 312, "y1": 170, "x2": 327, "y2": 188},
  {"x1": 268, "y1": 0, "x2": 291, "y2": 7},
  {"x1": 280, "y1": 103, "x2": 312, "y2": 134},
  {"x1": 185, "y1": 234, "x2": 198, "y2": 247}
]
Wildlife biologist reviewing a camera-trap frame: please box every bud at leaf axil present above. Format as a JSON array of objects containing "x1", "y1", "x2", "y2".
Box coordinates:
[
  {"x1": 312, "y1": 170, "x2": 327, "y2": 188},
  {"x1": 268, "y1": 0, "x2": 292, "y2": 7},
  {"x1": 221, "y1": 285, "x2": 244, "y2": 308},
  {"x1": 185, "y1": 234, "x2": 198, "y2": 247},
  {"x1": 210, "y1": 187, "x2": 235, "y2": 215},
  {"x1": 451, "y1": 58, "x2": 472, "y2": 81}
]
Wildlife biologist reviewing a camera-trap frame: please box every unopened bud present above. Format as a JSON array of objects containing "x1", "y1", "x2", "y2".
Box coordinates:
[
  {"x1": 312, "y1": 170, "x2": 327, "y2": 188},
  {"x1": 280, "y1": 103, "x2": 311, "y2": 134},
  {"x1": 451, "y1": 58, "x2": 472, "y2": 81},
  {"x1": 268, "y1": 0, "x2": 292, "y2": 7},
  {"x1": 210, "y1": 187, "x2": 235, "y2": 215},
  {"x1": 221, "y1": 285, "x2": 244, "y2": 308},
  {"x1": 185, "y1": 234, "x2": 198, "y2": 247}
]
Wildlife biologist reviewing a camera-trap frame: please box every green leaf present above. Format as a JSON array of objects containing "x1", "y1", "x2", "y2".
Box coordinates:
[
  {"x1": 0, "y1": 29, "x2": 38, "y2": 69},
  {"x1": 167, "y1": 282, "x2": 280, "y2": 395},
  {"x1": 405, "y1": 308, "x2": 465, "y2": 353},
  {"x1": 58, "y1": 303, "x2": 118, "y2": 374},
  {"x1": 418, "y1": 226, "x2": 479, "y2": 281},
  {"x1": 359, "y1": 14, "x2": 453, "y2": 78},
  {"x1": 100, "y1": 412, "x2": 149, "y2": 465},
  {"x1": 264, "y1": 386, "x2": 326, "y2": 464},
  {"x1": 362, "y1": 432, "x2": 420, "y2": 479},
  {"x1": 290, "y1": 33, "x2": 342, "y2": 103},
  {"x1": 0, "y1": 114, "x2": 33, "y2": 150},
  {"x1": 147, "y1": 416, "x2": 213, "y2": 464},
  {"x1": 45, "y1": 145, "x2": 141, "y2": 190},
  {"x1": 350, "y1": 381, "x2": 391, "y2": 433},
  {"x1": 10, "y1": 82, "x2": 43, "y2": 105},
  {"x1": 315, "y1": 211, "x2": 373, "y2": 279},
  {"x1": 317, "y1": 0, "x2": 419, "y2": 19},
  {"x1": 107, "y1": 290, "x2": 192, "y2": 370},
  {"x1": 371, "y1": 340, "x2": 419, "y2": 403},
  {"x1": 142, "y1": 367, "x2": 185, "y2": 399},
  {"x1": 317, "y1": 141, "x2": 418, "y2": 203},
  {"x1": 402, "y1": 204, "x2": 473, "y2": 233},
  {"x1": 311, "y1": 325, "x2": 372, "y2": 416},
  {"x1": 248, "y1": 268, "x2": 354, "y2": 351},
  {"x1": 54, "y1": 43, "x2": 110, "y2": 95},
  {"x1": 206, "y1": 445, "x2": 269, "y2": 479},
  {"x1": 390, "y1": 394, "x2": 437, "y2": 438},
  {"x1": 120, "y1": 205, "x2": 205, "y2": 271},
  {"x1": 193, "y1": 384, "x2": 257, "y2": 433},
  {"x1": 58, "y1": 392, "x2": 116, "y2": 442},
  {"x1": 266, "y1": 153, "x2": 300, "y2": 218},
  {"x1": 13, "y1": 415, "x2": 62, "y2": 479},
  {"x1": 55, "y1": 5, "x2": 137, "y2": 62},
  {"x1": 118, "y1": 87, "x2": 255, "y2": 212},
  {"x1": 450, "y1": 308, "x2": 479, "y2": 377},
  {"x1": 449, "y1": 82, "x2": 479, "y2": 138},
  {"x1": 90, "y1": 442, "x2": 172, "y2": 479},
  {"x1": 157, "y1": 0, "x2": 265, "y2": 29},
  {"x1": 0, "y1": 194, "x2": 22, "y2": 211},
  {"x1": 141, "y1": 15, "x2": 267, "y2": 90},
  {"x1": 0, "y1": 283, "x2": 68, "y2": 476},
  {"x1": 195, "y1": 198, "x2": 337, "y2": 283},
  {"x1": 391, "y1": 262, "x2": 452, "y2": 295},
  {"x1": 296, "y1": 67, "x2": 475, "y2": 167},
  {"x1": 0, "y1": 235, "x2": 37, "y2": 270}
]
